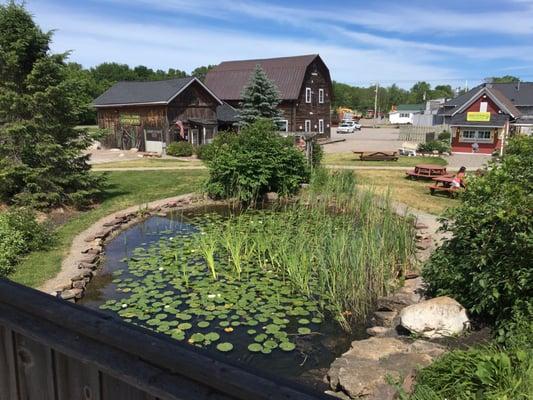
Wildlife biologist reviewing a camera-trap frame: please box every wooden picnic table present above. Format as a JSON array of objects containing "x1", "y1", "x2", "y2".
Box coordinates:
[
  {"x1": 429, "y1": 175, "x2": 463, "y2": 197},
  {"x1": 353, "y1": 151, "x2": 398, "y2": 161},
  {"x1": 406, "y1": 164, "x2": 448, "y2": 180}
]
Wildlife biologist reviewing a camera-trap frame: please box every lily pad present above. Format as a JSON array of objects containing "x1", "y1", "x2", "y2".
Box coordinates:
[
  {"x1": 247, "y1": 343, "x2": 263, "y2": 352},
  {"x1": 279, "y1": 342, "x2": 296, "y2": 352},
  {"x1": 216, "y1": 342, "x2": 233, "y2": 352}
]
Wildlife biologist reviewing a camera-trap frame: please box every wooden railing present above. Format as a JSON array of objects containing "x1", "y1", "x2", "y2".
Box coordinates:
[{"x1": 0, "y1": 279, "x2": 329, "y2": 400}]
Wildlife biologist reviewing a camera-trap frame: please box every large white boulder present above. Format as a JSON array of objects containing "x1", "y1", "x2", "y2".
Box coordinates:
[{"x1": 399, "y1": 296, "x2": 470, "y2": 338}]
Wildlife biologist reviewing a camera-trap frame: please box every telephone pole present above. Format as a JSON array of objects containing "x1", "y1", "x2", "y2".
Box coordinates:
[{"x1": 373, "y1": 82, "x2": 379, "y2": 128}]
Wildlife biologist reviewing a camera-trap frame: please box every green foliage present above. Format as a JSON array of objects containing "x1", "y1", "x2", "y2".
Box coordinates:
[
  {"x1": 166, "y1": 141, "x2": 193, "y2": 157},
  {"x1": 488, "y1": 75, "x2": 520, "y2": 83},
  {"x1": 423, "y1": 136, "x2": 533, "y2": 328},
  {"x1": 0, "y1": 2, "x2": 104, "y2": 209},
  {"x1": 205, "y1": 119, "x2": 309, "y2": 202},
  {"x1": 399, "y1": 313, "x2": 533, "y2": 400},
  {"x1": 191, "y1": 64, "x2": 215, "y2": 82},
  {"x1": 239, "y1": 65, "x2": 282, "y2": 127},
  {"x1": 437, "y1": 130, "x2": 451, "y2": 141},
  {"x1": 0, "y1": 208, "x2": 50, "y2": 277},
  {"x1": 194, "y1": 143, "x2": 214, "y2": 160},
  {"x1": 417, "y1": 140, "x2": 451, "y2": 154}
]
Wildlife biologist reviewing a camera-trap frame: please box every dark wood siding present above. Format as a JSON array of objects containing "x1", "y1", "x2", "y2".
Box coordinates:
[
  {"x1": 166, "y1": 81, "x2": 218, "y2": 124},
  {"x1": 293, "y1": 59, "x2": 331, "y2": 138}
]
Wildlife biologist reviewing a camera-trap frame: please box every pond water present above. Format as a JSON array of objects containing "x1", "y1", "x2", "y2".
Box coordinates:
[{"x1": 81, "y1": 205, "x2": 363, "y2": 387}]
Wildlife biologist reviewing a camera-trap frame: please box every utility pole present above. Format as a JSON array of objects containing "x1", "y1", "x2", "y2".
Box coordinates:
[{"x1": 373, "y1": 82, "x2": 379, "y2": 128}]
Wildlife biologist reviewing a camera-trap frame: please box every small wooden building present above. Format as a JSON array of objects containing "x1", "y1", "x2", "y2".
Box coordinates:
[
  {"x1": 205, "y1": 54, "x2": 333, "y2": 138},
  {"x1": 93, "y1": 77, "x2": 237, "y2": 152}
]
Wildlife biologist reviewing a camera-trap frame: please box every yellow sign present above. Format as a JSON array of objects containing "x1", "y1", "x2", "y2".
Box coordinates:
[
  {"x1": 120, "y1": 114, "x2": 141, "y2": 125},
  {"x1": 466, "y1": 112, "x2": 491, "y2": 122}
]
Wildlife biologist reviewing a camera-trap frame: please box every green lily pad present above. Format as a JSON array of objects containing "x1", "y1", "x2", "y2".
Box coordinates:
[
  {"x1": 178, "y1": 322, "x2": 192, "y2": 330},
  {"x1": 279, "y1": 342, "x2": 296, "y2": 352},
  {"x1": 297, "y1": 327, "x2": 311, "y2": 335},
  {"x1": 248, "y1": 343, "x2": 263, "y2": 352},
  {"x1": 298, "y1": 318, "x2": 310, "y2": 325},
  {"x1": 216, "y1": 342, "x2": 233, "y2": 352},
  {"x1": 197, "y1": 321, "x2": 210, "y2": 328}
]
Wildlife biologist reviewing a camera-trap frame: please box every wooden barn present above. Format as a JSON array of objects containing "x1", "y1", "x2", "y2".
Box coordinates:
[
  {"x1": 205, "y1": 54, "x2": 333, "y2": 138},
  {"x1": 93, "y1": 77, "x2": 237, "y2": 152}
]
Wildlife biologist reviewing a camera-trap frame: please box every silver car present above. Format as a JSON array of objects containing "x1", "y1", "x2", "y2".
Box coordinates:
[{"x1": 337, "y1": 120, "x2": 361, "y2": 133}]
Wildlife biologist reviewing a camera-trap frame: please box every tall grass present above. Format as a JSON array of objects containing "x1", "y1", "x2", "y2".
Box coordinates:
[{"x1": 194, "y1": 169, "x2": 415, "y2": 331}]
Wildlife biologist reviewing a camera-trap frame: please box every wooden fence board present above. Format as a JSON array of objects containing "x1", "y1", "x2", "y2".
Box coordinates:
[
  {"x1": 0, "y1": 279, "x2": 328, "y2": 400},
  {"x1": 54, "y1": 351, "x2": 101, "y2": 400},
  {"x1": 14, "y1": 333, "x2": 56, "y2": 400},
  {"x1": 0, "y1": 326, "x2": 18, "y2": 400},
  {"x1": 101, "y1": 374, "x2": 158, "y2": 400}
]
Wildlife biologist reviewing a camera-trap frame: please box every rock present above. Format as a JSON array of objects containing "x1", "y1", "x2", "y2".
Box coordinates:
[
  {"x1": 373, "y1": 311, "x2": 398, "y2": 327},
  {"x1": 264, "y1": 192, "x2": 279, "y2": 202},
  {"x1": 366, "y1": 326, "x2": 391, "y2": 337},
  {"x1": 78, "y1": 254, "x2": 99, "y2": 264},
  {"x1": 327, "y1": 337, "x2": 444, "y2": 400},
  {"x1": 324, "y1": 390, "x2": 351, "y2": 400},
  {"x1": 60, "y1": 288, "x2": 83, "y2": 300},
  {"x1": 405, "y1": 271, "x2": 419, "y2": 279},
  {"x1": 72, "y1": 280, "x2": 86, "y2": 289},
  {"x1": 415, "y1": 239, "x2": 432, "y2": 250},
  {"x1": 103, "y1": 221, "x2": 120, "y2": 227},
  {"x1": 377, "y1": 291, "x2": 422, "y2": 312},
  {"x1": 414, "y1": 222, "x2": 428, "y2": 230},
  {"x1": 399, "y1": 296, "x2": 470, "y2": 338},
  {"x1": 78, "y1": 262, "x2": 97, "y2": 270}
]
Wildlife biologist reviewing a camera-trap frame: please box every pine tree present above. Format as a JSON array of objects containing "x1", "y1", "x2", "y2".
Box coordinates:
[
  {"x1": 0, "y1": 2, "x2": 104, "y2": 208},
  {"x1": 239, "y1": 65, "x2": 281, "y2": 127}
]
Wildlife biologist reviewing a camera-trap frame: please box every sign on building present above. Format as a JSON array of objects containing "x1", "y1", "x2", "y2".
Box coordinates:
[
  {"x1": 466, "y1": 112, "x2": 491, "y2": 122},
  {"x1": 120, "y1": 114, "x2": 141, "y2": 125}
]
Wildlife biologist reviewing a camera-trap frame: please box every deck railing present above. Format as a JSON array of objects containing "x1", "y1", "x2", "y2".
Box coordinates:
[{"x1": 0, "y1": 279, "x2": 328, "y2": 400}]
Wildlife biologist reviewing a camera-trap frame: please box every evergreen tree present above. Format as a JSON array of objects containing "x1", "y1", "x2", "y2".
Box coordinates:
[
  {"x1": 0, "y1": 2, "x2": 104, "y2": 208},
  {"x1": 239, "y1": 65, "x2": 281, "y2": 127}
]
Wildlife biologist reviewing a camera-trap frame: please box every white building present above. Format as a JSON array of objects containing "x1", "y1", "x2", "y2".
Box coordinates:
[{"x1": 389, "y1": 104, "x2": 425, "y2": 124}]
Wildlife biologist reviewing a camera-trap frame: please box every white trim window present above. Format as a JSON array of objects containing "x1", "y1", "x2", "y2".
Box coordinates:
[
  {"x1": 460, "y1": 129, "x2": 493, "y2": 143},
  {"x1": 276, "y1": 119, "x2": 289, "y2": 132},
  {"x1": 305, "y1": 87, "x2": 312, "y2": 103},
  {"x1": 318, "y1": 119, "x2": 324, "y2": 134},
  {"x1": 399, "y1": 113, "x2": 410, "y2": 118},
  {"x1": 304, "y1": 120, "x2": 311, "y2": 132},
  {"x1": 318, "y1": 88, "x2": 324, "y2": 104}
]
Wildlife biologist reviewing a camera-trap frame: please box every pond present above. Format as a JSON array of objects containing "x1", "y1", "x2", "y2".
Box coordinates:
[{"x1": 81, "y1": 205, "x2": 362, "y2": 387}]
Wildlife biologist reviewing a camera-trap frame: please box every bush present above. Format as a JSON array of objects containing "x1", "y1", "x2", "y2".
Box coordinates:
[
  {"x1": 166, "y1": 141, "x2": 193, "y2": 157},
  {"x1": 423, "y1": 136, "x2": 533, "y2": 329},
  {"x1": 194, "y1": 143, "x2": 214, "y2": 160},
  {"x1": 437, "y1": 130, "x2": 451, "y2": 141},
  {"x1": 0, "y1": 208, "x2": 50, "y2": 277},
  {"x1": 417, "y1": 140, "x2": 451, "y2": 154},
  {"x1": 205, "y1": 119, "x2": 309, "y2": 202}
]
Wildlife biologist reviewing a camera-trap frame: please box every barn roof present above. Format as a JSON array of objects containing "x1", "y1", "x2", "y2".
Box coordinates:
[
  {"x1": 205, "y1": 54, "x2": 329, "y2": 101},
  {"x1": 93, "y1": 77, "x2": 222, "y2": 107}
]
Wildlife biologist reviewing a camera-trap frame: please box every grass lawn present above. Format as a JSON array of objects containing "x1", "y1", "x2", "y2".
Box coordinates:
[
  {"x1": 353, "y1": 170, "x2": 458, "y2": 214},
  {"x1": 11, "y1": 169, "x2": 207, "y2": 288},
  {"x1": 324, "y1": 153, "x2": 447, "y2": 167},
  {"x1": 91, "y1": 158, "x2": 203, "y2": 169}
]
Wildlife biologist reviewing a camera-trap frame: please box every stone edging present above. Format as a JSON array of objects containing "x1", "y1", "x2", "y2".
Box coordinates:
[{"x1": 40, "y1": 193, "x2": 217, "y2": 301}]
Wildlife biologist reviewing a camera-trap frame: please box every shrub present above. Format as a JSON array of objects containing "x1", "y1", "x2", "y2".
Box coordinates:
[
  {"x1": 167, "y1": 141, "x2": 193, "y2": 157},
  {"x1": 423, "y1": 136, "x2": 533, "y2": 329},
  {"x1": 0, "y1": 208, "x2": 50, "y2": 277},
  {"x1": 417, "y1": 140, "x2": 451, "y2": 154},
  {"x1": 194, "y1": 143, "x2": 214, "y2": 160},
  {"x1": 205, "y1": 119, "x2": 309, "y2": 202},
  {"x1": 437, "y1": 130, "x2": 451, "y2": 141}
]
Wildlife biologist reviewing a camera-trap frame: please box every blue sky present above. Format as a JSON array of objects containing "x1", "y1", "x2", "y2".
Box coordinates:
[{"x1": 27, "y1": 0, "x2": 533, "y2": 88}]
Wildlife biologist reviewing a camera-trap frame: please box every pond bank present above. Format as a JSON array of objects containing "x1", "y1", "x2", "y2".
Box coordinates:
[{"x1": 39, "y1": 193, "x2": 217, "y2": 298}]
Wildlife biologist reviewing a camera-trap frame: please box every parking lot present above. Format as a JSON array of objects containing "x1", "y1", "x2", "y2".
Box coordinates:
[{"x1": 324, "y1": 126, "x2": 403, "y2": 153}]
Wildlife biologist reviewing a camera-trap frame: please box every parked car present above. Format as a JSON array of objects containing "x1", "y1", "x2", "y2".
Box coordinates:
[{"x1": 337, "y1": 120, "x2": 361, "y2": 133}]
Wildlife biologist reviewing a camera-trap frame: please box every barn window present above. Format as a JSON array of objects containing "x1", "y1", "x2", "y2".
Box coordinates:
[
  {"x1": 318, "y1": 119, "x2": 324, "y2": 133},
  {"x1": 318, "y1": 89, "x2": 324, "y2": 104},
  {"x1": 305, "y1": 88, "x2": 312, "y2": 103},
  {"x1": 305, "y1": 120, "x2": 311, "y2": 132},
  {"x1": 276, "y1": 119, "x2": 289, "y2": 132}
]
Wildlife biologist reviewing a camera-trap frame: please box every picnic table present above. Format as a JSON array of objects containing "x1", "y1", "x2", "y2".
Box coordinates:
[
  {"x1": 429, "y1": 176, "x2": 463, "y2": 197},
  {"x1": 353, "y1": 151, "x2": 398, "y2": 161},
  {"x1": 406, "y1": 164, "x2": 448, "y2": 180}
]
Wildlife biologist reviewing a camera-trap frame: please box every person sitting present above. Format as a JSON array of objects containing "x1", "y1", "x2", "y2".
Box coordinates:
[{"x1": 451, "y1": 166, "x2": 466, "y2": 188}]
